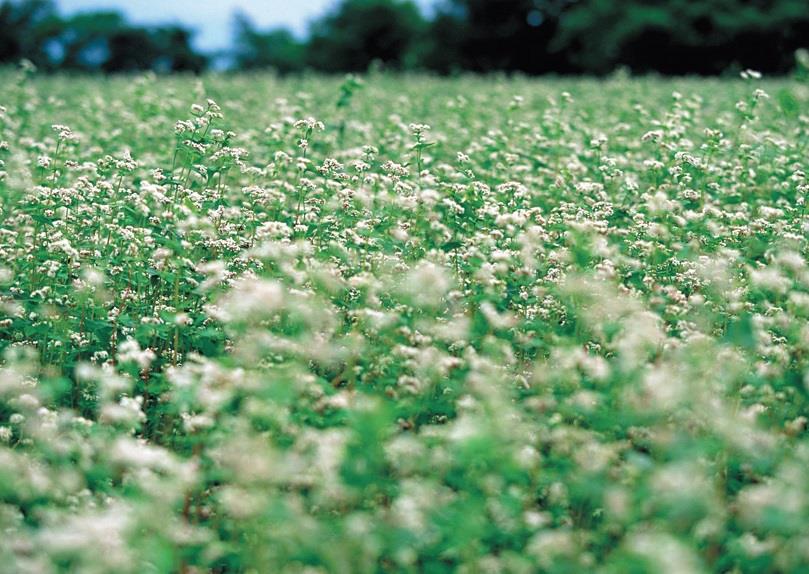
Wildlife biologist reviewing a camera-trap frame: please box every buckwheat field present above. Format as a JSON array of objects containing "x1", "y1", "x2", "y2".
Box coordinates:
[{"x1": 0, "y1": 67, "x2": 808, "y2": 573}]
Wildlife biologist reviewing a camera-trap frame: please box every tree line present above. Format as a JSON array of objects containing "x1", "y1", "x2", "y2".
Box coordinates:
[{"x1": 2, "y1": 0, "x2": 808, "y2": 75}]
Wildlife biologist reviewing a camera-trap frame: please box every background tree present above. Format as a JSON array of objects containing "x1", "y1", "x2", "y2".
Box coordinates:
[
  {"x1": 422, "y1": 0, "x2": 575, "y2": 74},
  {"x1": 0, "y1": 0, "x2": 61, "y2": 68},
  {"x1": 103, "y1": 26, "x2": 205, "y2": 73},
  {"x1": 103, "y1": 27, "x2": 161, "y2": 72},
  {"x1": 154, "y1": 27, "x2": 207, "y2": 73},
  {"x1": 233, "y1": 11, "x2": 305, "y2": 73},
  {"x1": 0, "y1": 0, "x2": 204, "y2": 73},
  {"x1": 306, "y1": 0, "x2": 426, "y2": 72},
  {"x1": 55, "y1": 11, "x2": 127, "y2": 70},
  {"x1": 1, "y1": 0, "x2": 808, "y2": 75},
  {"x1": 553, "y1": 0, "x2": 809, "y2": 75}
]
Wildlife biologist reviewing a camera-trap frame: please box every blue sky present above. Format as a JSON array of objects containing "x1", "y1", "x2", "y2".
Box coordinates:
[{"x1": 57, "y1": 0, "x2": 434, "y2": 52}]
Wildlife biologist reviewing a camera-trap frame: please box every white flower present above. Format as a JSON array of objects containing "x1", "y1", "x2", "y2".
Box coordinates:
[{"x1": 116, "y1": 338, "x2": 156, "y2": 370}]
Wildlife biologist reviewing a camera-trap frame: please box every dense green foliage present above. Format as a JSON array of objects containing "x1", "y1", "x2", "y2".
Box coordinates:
[
  {"x1": 1, "y1": 0, "x2": 808, "y2": 74},
  {"x1": 0, "y1": 69, "x2": 808, "y2": 572}
]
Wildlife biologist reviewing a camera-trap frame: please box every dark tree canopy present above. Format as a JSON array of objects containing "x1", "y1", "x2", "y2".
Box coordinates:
[
  {"x1": 552, "y1": 0, "x2": 809, "y2": 75},
  {"x1": 0, "y1": 0, "x2": 205, "y2": 73},
  {"x1": 0, "y1": 0, "x2": 61, "y2": 66},
  {"x1": 0, "y1": 0, "x2": 806, "y2": 75},
  {"x1": 306, "y1": 0, "x2": 426, "y2": 72},
  {"x1": 422, "y1": 0, "x2": 575, "y2": 74},
  {"x1": 233, "y1": 11, "x2": 305, "y2": 73}
]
